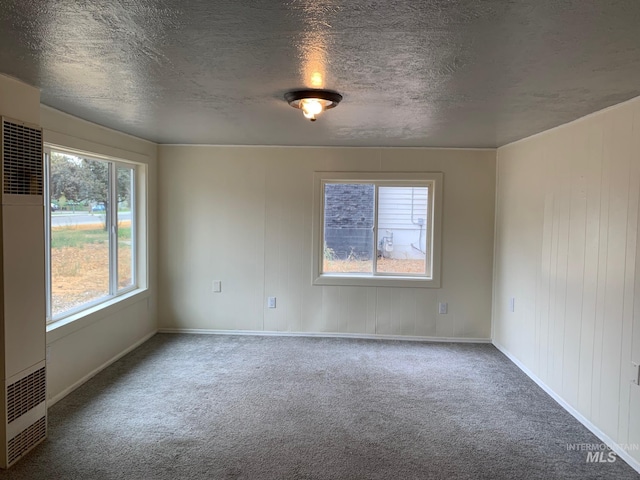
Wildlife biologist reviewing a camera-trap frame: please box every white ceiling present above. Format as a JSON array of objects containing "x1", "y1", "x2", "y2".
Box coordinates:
[{"x1": 1, "y1": 0, "x2": 639, "y2": 147}]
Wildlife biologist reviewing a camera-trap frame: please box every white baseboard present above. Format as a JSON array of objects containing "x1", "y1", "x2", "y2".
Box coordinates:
[
  {"x1": 157, "y1": 328, "x2": 492, "y2": 344},
  {"x1": 47, "y1": 330, "x2": 157, "y2": 407},
  {"x1": 493, "y1": 340, "x2": 640, "y2": 474}
]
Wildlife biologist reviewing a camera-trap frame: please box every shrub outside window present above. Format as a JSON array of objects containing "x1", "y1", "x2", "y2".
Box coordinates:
[{"x1": 313, "y1": 172, "x2": 443, "y2": 288}]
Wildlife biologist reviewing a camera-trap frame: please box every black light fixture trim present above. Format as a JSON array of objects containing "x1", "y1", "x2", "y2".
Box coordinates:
[
  {"x1": 284, "y1": 89, "x2": 343, "y2": 109},
  {"x1": 285, "y1": 89, "x2": 343, "y2": 121}
]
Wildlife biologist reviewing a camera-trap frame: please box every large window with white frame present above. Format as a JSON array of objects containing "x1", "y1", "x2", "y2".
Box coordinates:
[
  {"x1": 44, "y1": 147, "x2": 138, "y2": 323},
  {"x1": 313, "y1": 172, "x2": 443, "y2": 288}
]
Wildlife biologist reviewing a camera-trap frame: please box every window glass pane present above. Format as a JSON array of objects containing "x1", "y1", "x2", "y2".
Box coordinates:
[
  {"x1": 49, "y1": 152, "x2": 110, "y2": 316},
  {"x1": 376, "y1": 186, "x2": 428, "y2": 275},
  {"x1": 117, "y1": 167, "x2": 134, "y2": 290},
  {"x1": 323, "y1": 183, "x2": 374, "y2": 273}
]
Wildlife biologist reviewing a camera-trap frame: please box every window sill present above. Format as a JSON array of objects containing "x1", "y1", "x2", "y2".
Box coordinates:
[
  {"x1": 313, "y1": 274, "x2": 440, "y2": 288},
  {"x1": 46, "y1": 288, "x2": 150, "y2": 343}
]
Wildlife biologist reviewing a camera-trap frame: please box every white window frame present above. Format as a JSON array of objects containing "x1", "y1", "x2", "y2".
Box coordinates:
[
  {"x1": 312, "y1": 172, "x2": 443, "y2": 288},
  {"x1": 44, "y1": 146, "x2": 141, "y2": 324}
]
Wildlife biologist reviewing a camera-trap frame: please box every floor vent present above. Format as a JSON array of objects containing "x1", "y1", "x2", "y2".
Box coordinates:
[
  {"x1": 6, "y1": 366, "x2": 46, "y2": 424},
  {"x1": 7, "y1": 416, "x2": 46, "y2": 466},
  {"x1": 2, "y1": 118, "x2": 43, "y2": 196}
]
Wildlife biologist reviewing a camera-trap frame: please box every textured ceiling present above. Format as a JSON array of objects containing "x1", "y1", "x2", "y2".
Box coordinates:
[{"x1": 1, "y1": 1, "x2": 639, "y2": 147}]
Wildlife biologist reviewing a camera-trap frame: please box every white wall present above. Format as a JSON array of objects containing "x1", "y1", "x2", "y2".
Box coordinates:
[
  {"x1": 0, "y1": 74, "x2": 158, "y2": 404},
  {"x1": 493, "y1": 96, "x2": 640, "y2": 464},
  {"x1": 0, "y1": 74, "x2": 40, "y2": 124},
  {"x1": 41, "y1": 106, "x2": 158, "y2": 403},
  {"x1": 158, "y1": 146, "x2": 495, "y2": 339}
]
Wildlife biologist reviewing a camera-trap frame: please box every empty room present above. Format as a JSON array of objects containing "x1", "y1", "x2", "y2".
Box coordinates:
[{"x1": 0, "y1": 1, "x2": 639, "y2": 479}]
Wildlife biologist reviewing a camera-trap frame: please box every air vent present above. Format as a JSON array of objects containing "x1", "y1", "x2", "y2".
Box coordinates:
[
  {"x1": 7, "y1": 416, "x2": 46, "y2": 466},
  {"x1": 2, "y1": 119, "x2": 43, "y2": 196},
  {"x1": 6, "y1": 367, "x2": 46, "y2": 424}
]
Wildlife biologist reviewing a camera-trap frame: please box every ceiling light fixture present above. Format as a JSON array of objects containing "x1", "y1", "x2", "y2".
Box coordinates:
[{"x1": 285, "y1": 89, "x2": 342, "y2": 122}]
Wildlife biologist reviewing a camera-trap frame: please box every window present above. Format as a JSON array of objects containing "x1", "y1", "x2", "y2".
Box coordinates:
[
  {"x1": 44, "y1": 147, "x2": 138, "y2": 323},
  {"x1": 313, "y1": 172, "x2": 442, "y2": 287}
]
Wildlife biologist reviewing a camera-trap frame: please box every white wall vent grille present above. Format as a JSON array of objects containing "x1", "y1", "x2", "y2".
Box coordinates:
[
  {"x1": 6, "y1": 367, "x2": 46, "y2": 424},
  {"x1": 7, "y1": 416, "x2": 46, "y2": 466},
  {"x1": 2, "y1": 119, "x2": 43, "y2": 196}
]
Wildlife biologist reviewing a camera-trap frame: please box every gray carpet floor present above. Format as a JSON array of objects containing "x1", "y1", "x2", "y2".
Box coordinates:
[{"x1": 1, "y1": 333, "x2": 638, "y2": 479}]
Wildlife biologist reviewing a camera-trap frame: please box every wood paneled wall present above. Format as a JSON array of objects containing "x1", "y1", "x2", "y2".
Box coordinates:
[
  {"x1": 494, "y1": 96, "x2": 640, "y2": 463},
  {"x1": 158, "y1": 147, "x2": 495, "y2": 340},
  {"x1": 42, "y1": 105, "x2": 158, "y2": 403}
]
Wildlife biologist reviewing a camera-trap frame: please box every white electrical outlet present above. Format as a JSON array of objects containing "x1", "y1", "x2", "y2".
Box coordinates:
[
  {"x1": 212, "y1": 281, "x2": 222, "y2": 293},
  {"x1": 438, "y1": 302, "x2": 448, "y2": 314},
  {"x1": 267, "y1": 296, "x2": 277, "y2": 308}
]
